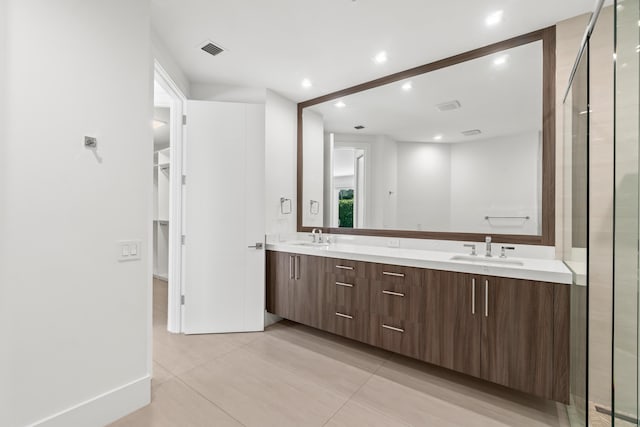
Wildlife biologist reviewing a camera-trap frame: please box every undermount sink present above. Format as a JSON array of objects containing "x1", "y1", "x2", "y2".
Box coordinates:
[
  {"x1": 290, "y1": 241, "x2": 330, "y2": 248},
  {"x1": 449, "y1": 255, "x2": 524, "y2": 267}
]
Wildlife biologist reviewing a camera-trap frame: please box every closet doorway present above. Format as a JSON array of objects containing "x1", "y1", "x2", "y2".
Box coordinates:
[{"x1": 153, "y1": 62, "x2": 185, "y2": 333}]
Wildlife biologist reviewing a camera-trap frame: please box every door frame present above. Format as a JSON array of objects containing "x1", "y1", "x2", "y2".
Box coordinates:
[{"x1": 154, "y1": 60, "x2": 186, "y2": 333}]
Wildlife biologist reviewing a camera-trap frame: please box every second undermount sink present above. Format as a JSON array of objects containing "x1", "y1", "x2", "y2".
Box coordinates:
[
  {"x1": 290, "y1": 241, "x2": 330, "y2": 248},
  {"x1": 449, "y1": 255, "x2": 524, "y2": 267}
]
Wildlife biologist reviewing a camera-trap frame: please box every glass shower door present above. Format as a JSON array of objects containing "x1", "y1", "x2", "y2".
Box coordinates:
[{"x1": 612, "y1": 0, "x2": 640, "y2": 424}]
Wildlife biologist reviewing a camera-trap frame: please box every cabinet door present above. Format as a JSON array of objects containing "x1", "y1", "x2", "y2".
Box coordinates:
[
  {"x1": 266, "y1": 251, "x2": 293, "y2": 319},
  {"x1": 423, "y1": 270, "x2": 482, "y2": 377},
  {"x1": 481, "y1": 277, "x2": 554, "y2": 399},
  {"x1": 291, "y1": 254, "x2": 324, "y2": 328}
]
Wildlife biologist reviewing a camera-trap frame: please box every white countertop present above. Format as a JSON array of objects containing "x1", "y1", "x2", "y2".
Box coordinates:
[{"x1": 266, "y1": 241, "x2": 572, "y2": 285}]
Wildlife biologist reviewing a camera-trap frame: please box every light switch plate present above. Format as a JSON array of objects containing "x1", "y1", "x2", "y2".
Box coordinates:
[{"x1": 117, "y1": 240, "x2": 142, "y2": 262}]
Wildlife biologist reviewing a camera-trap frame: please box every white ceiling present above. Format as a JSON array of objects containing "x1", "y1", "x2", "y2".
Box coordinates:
[
  {"x1": 309, "y1": 41, "x2": 542, "y2": 143},
  {"x1": 151, "y1": 0, "x2": 595, "y2": 102}
]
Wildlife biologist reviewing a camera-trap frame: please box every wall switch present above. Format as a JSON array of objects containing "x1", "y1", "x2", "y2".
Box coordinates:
[
  {"x1": 117, "y1": 240, "x2": 142, "y2": 262},
  {"x1": 387, "y1": 239, "x2": 400, "y2": 248}
]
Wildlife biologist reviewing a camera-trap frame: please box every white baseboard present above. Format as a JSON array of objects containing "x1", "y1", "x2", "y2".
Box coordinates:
[
  {"x1": 30, "y1": 375, "x2": 150, "y2": 427},
  {"x1": 264, "y1": 311, "x2": 282, "y2": 327}
]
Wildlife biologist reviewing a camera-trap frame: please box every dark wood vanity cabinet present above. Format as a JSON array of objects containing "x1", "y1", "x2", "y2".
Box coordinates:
[
  {"x1": 266, "y1": 251, "x2": 324, "y2": 328},
  {"x1": 480, "y1": 276, "x2": 556, "y2": 400},
  {"x1": 265, "y1": 250, "x2": 569, "y2": 403}
]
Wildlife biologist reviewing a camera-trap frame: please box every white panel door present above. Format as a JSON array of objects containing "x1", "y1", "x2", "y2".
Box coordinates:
[{"x1": 183, "y1": 100, "x2": 265, "y2": 334}]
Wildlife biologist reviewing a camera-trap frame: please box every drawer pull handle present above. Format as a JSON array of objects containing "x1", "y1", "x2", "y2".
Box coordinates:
[
  {"x1": 336, "y1": 282, "x2": 353, "y2": 288},
  {"x1": 382, "y1": 290, "x2": 405, "y2": 297},
  {"x1": 335, "y1": 312, "x2": 353, "y2": 319},
  {"x1": 382, "y1": 324, "x2": 404, "y2": 333},
  {"x1": 336, "y1": 265, "x2": 354, "y2": 270},
  {"x1": 382, "y1": 271, "x2": 404, "y2": 277}
]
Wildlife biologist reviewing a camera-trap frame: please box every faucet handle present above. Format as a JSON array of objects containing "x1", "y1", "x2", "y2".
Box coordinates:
[
  {"x1": 500, "y1": 246, "x2": 515, "y2": 258},
  {"x1": 463, "y1": 243, "x2": 477, "y2": 256},
  {"x1": 485, "y1": 236, "x2": 492, "y2": 243}
]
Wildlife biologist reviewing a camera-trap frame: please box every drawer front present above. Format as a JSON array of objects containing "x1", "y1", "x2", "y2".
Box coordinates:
[
  {"x1": 370, "y1": 263, "x2": 422, "y2": 285},
  {"x1": 332, "y1": 276, "x2": 369, "y2": 313},
  {"x1": 324, "y1": 308, "x2": 369, "y2": 343},
  {"x1": 370, "y1": 279, "x2": 424, "y2": 322},
  {"x1": 329, "y1": 258, "x2": 366, "y2": 279},
  {"x1": 369, "y1": 315, "x2": 423, "y2": 360}
]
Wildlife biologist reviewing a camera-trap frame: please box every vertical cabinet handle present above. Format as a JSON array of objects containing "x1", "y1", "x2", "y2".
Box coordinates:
[
  {"x1": 289, "y1": 255, "x2": 294, "y2": 279},
  {"x1": 471, "y1": 278, "x2": 476, "y2": 315},
  {"x1": 484, "y1": 279, "x2": 489, "y2": 317},
  {"x1": 295, "y1": 256, "x2": 300, "y2": 280}
]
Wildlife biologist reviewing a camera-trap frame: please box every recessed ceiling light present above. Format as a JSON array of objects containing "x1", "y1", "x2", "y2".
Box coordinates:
[
  {"x1": 493, "y1": 55, "x2": 508, "y2": 66},
  {"x1": 153, "y1": 120, "x2": 167, "y2": 129},
  {"x1": 401, "y1": 81, "x2": 413, "y2": 91},
  {"x1": 335, "y1": 101, "x2": 346, "y2": 108},
  {"x1": 433, "y1": 134, "x2": 443, "y2": 141},
  {"x1": 373, "y1": 51, "x2": 388, "y2": 64},
  {"x1": 301, "y1": 78, "x2": 312, "y2": 88},
  {"x1": 485, "y1": 10, "x2": 504, "y2": 26}
]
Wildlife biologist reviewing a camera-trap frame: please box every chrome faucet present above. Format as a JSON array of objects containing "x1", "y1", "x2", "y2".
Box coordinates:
[
  {"x1": 485, "y1": 236, "x2": 492, "y2": 257},
  {"x1": 500, "y1": 246, "x2": 515, "y2": 258},
  {"x1": 311, "y1": 228, "x2": 324, "y2": 243},
  {"x1": 463, "y1": 243, "x2": 477, "y2": 256}
]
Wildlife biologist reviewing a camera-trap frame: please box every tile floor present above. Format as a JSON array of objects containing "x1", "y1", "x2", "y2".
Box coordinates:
[{"x1": 110, "y1": 279, "x2": 570, "y2": 427}]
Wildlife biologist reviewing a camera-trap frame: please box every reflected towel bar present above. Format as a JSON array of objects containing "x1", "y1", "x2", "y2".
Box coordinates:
[{"x1": 484, "y1": 215, "x2": 530, "y2": 220}]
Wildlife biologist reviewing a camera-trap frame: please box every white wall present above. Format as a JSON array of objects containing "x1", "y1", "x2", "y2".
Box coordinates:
[
  {"x1": 191, "y1": 83, "x2": 266, "y2": 104},
  {"x1": 373, "y1": 135, "x2": 398, "y2": 229},
  {"x1": 265, "y1": 90, "x2": 298, "y2": 235},
  {"x1": 396, "y1": 142, "x2": 452, "y2": 231},
  {"x1": 152, "y1": 29, "x2": 190, "y2": 98},
  {"x1": 302, "y1": 109, "x2": 324, "y2": 227},
  {"x1": 0, "y1": 1, "x2": 152, "y2": 426},
  {"x1": 450, "y1": 131, "x2": 540, "y2": 235}
]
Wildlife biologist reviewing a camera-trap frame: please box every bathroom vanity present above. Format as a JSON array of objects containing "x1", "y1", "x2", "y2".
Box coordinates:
[{"x1": 266, "y1": 241, "x2": 571, "y2": 403}]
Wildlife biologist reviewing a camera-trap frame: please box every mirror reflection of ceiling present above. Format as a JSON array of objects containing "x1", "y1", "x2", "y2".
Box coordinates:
[
  {"x1": 307, "y1": 41, "x2": 542, "y2": 144},
  {"x1": 154, "y1": 107, "x2": 170, "y2": 150}
]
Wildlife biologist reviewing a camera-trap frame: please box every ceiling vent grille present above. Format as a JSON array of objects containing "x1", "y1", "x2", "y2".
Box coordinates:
[
  {"x1": 201, "y1": 42, "x2": 224, "y2": 57},
  {"x1": 461, "y1": 129, "x2": 482, "y2": 136},
  {"x1": 436, "y1": 100, "x2": 461, "y2": 112}
]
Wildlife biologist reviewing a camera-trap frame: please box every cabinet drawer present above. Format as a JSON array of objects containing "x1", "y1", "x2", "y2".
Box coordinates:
[
  {"x1": 331, "y1": 276, "x2": 369, "y2": 313},
  {"x1": 370, "y1": 263, "x2": 421, "y2": 285},
  {"x1": 329, "y1": 259, "x2": 366, "y2": 279},
  {"x1": 368, "y1": 315, "x2": 423, "y2": 360},
  {"x1": 370, "y1": 279, "x2": 424, "y2": 322},
  {"x1": 324, "y1": 308, "x2": 369, "y2": 343}
]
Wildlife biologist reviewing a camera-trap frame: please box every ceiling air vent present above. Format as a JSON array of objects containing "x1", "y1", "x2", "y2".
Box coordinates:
[
  {"x1": 354, "y1": 125, "x2": 365, "y2": 130},
  {"x1": 461, "y1": 129, "x2": 482, "y2": 137},
  {"x1": 201, "y1": 42, "x2": 224, "y2": 57},
  {"x1": 435, "y1": 100, "x2": 461, "y2": 112}
]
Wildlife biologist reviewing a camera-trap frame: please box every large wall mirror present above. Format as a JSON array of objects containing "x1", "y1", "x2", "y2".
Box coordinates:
[{"x1": 298, "y1": 27, "x2": 555, "y2": 245}]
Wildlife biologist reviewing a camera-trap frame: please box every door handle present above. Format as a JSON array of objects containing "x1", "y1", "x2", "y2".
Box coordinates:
[
  {"x1": 248, "y1": 242, "x2": 263, "y2": 249},
  {"x1": 471, "y1": 278, "x2": 476, "y2": 315},
  {"x1": 484, "y1": 279, "x2": 489, "y2": 317},
  {"x1": 295, "y1": 255, "x2": 300, "y2": 280}
]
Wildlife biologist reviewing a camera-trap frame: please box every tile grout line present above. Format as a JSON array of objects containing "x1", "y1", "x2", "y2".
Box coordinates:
[
  {"x1": 173, "y1": 374, "x2": 248, "y2": 427},
  {"x1": 321, "y1": 351, "x2": 395, "y2": 426}
]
